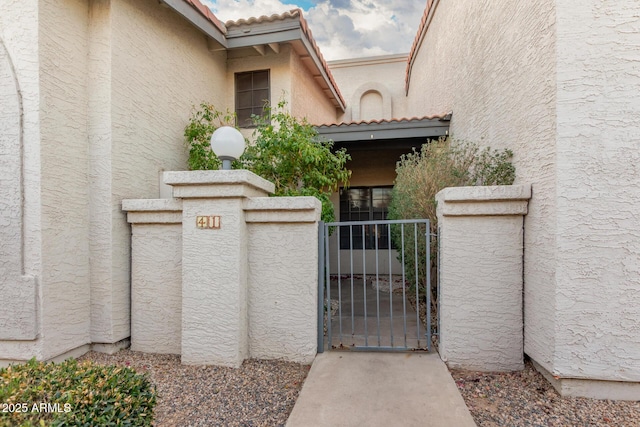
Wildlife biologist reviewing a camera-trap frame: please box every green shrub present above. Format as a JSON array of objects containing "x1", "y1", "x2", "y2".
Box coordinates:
[
  {"x1": 388, "y1": 138, "x2": 515, "y2": 306},
  {"x1": 0, "y1": 358, "x2": 156, "y2": 427},
  {"x1": 184, "y1": 103, "x2": 236, "y2": 171},
  {"x1": 184, "y1": 100, "x2": 351, "y2": 223}
]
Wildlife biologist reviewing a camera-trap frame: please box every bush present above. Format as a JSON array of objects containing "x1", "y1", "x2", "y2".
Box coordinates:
[
  {"x1": 184, "y1": 103, "x2": 236, "y2": 171},
  {"x1": 0, "y1": 358, "x2": 156, "y2": 427},
  {"x1": 388, "y1": 138, "x2": 515, "y2": 307},
  {"x1": 184, "y1": 101, "x2": 351, "y2": 223}
]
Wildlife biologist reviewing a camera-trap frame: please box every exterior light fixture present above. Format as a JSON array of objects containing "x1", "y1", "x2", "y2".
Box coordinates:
[{"x1": 210, "y1": 126, "x2": 246, "y2": 170}]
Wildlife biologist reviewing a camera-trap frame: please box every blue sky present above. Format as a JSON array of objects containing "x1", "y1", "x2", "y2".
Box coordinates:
[{"x1": 204, "y1": 0, "x2": 426, "y2": 61}]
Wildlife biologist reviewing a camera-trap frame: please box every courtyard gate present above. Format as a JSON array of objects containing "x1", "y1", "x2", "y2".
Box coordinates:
[{"x1": 317, "y1": 219, "x2": 434, "y2": 352}]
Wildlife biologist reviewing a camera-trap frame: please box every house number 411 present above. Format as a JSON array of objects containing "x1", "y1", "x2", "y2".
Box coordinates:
[{"x1": 196, "y1": 215, "x2": 221, "y2": 229}]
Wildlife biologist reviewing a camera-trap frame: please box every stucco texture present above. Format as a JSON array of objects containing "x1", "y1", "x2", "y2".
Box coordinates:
[
  {"x1": 437, "y1": 186, "x2": 529, "y2": 372},
  {"x1": 227, "y1": 44, "x2": 338, "y2": 129},
  {"x1": 553, "y1": 0, "x2": 640, "y2": 381},
  {"x1": 126, "y1": 173, "x2": 320, "y2": 366},
  {"x1": 0, "y1": 16, "x2": 37, "y2": 342},
  {"x1": 329, "y1": 55, "x2": 409, "y2": 123},
  {"x1": 130, "y1": 220, "x2": 182, "y2": 355},
  {"x1": 409, "y1": 0, "x2": 640, "y2": 385},
  {"x1": 0, "y1": 0, "x2": 43, "y2": 362},
  {"x1": 1, "y1": 0, "x2": 230, "y2": 363},
  {"x1": 290, "y1": 49, "x2": 338, "y2": 126},
  {"x1": 246, "y1": 197, "x2": 320, "y2": 364},
  {"x1": 406, "y1": 0, "x2": 558, "y2": 372},
  {"x1": 85, "y1": 0, "x2": 228, "y2": 346}
]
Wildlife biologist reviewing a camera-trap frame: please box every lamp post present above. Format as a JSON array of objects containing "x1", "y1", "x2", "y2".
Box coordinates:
[{"x1": 210, "y1": 126, "x2": 246, "y2": 170}]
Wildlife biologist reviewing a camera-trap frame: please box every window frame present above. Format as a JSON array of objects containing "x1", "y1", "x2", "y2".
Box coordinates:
[
  {"x1": 234, "y1": 69, "x2": 270, "y2": 128},
  {"x1": 339, "y1": 186, "x2": 394, "y2": 250}
]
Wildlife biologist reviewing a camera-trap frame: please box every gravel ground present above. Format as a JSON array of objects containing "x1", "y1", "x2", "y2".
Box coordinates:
[
  {"x1": 78, "y1": 350, "x2": 309, "y2": 427},
  {"x1": 450, "y1": 359, "x2": 640, "y2": 427}
]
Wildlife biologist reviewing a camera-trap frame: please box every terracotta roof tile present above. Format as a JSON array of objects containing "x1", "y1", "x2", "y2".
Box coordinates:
[
  {"x1": 183, "y1": 0, "x2": 227, "y2": 34},
  {"x1": 226, "y1": 9, "x2": 345, "y2": 109},
  {"x1": 316, "y1": 114, "x2": 451, "y2": 128}
]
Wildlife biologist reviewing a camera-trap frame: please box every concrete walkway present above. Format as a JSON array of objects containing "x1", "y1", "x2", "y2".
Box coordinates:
[{"x1": 286, "y1": 352, "x2": 477, "y2": 427}]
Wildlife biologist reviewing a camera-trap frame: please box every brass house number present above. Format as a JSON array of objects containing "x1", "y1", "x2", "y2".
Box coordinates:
[{"x1": 196, "y1": 215, "x2": 221, "y2": 229}]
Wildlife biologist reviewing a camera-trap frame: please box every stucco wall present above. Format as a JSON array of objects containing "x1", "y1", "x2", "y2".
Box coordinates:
[
  {"x1": 38, "y1": 0, "x2": 92, "y2": 361},
  {"x1": 406, "y1": 0, "x2": 558, "y2": 372},
  {"x1": 290, "y1": 50, "x2": 338, "y2": 125},
  {"x1": 125, "y1": 199, "x2": 182, "y2": 355},
  {"x1": 90, "y1": 0, "x2": 228, "y2": 344},
  {"x1": 437, "y1": 186, "x2": 530, "y2": 371},
  {"x1": 0, "y1": 0, "x2": 41, "y2": 359},
  {"x1": 227, "y1": 46, "x2": 292, "y2": 129},
  {"x1": 553, "y1": 0, "x2": 640, "y2": 381},
  {"x1": 329, "y1": 54, "x2": 409, "y2": 123},
  {"x1": 1, "y1": 0, "x2": 230, "y2": 362},
  {"x1": 246, "y1": 197, "x2": 320, "y2": 364}
]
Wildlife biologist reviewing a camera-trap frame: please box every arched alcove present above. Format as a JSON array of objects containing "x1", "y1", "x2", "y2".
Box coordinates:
[
  {"x1": 360, "y1": 90, "x2": 384, "y2": 121},
  {"x1": 351, "y1": 82, "x2": 393, "y2": 122}
]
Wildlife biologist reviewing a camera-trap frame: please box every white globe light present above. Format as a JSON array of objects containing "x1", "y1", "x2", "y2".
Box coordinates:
[{"x1": 210, "y1": 126, "x2": 246, "y2": 169}]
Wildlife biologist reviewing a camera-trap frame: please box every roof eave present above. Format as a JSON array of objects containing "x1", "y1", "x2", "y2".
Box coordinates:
[
  {"x1": 163, "y1": 0, "x2": 227, "y2": 48},
  {"x1": 317, "y1": 115, "x2": 451, "y2": 143},
  {"x1": 226, "y1": 12, "x2": 346, "y2": 112}
]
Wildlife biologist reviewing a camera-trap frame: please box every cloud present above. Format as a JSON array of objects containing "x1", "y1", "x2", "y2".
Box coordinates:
[{"x1": 204, "y1": 0, "x2": 425, "y2": 60}]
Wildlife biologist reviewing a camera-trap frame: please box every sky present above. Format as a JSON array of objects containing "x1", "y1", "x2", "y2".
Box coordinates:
[{"x1": 203, "y1": 0, "x2": 426, "y2": 61}]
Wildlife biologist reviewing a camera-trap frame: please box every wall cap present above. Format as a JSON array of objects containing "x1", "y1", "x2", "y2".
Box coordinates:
[
  {"x1": 163, "y1": 170, "x2": 275, "y2": 194},
  {"x1": 436, "y1": 185, "x2": 532, "y2": 217},
  {"x1": 122, "y1": 199, "x2": 183, "y2": 224},
  {"x1": 244, "y1": 196, "x2": 321, "y2": 223},
  {"x1": 437, "y1": 184, "x2": 531, "y2": 203}
]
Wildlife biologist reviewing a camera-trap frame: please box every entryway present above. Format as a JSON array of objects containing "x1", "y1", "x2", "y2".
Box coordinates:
[{"x1": 318, "y1": 219, "x2": 434, "y2": 352}]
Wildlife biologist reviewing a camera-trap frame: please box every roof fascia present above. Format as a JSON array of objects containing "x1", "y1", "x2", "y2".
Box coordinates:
[
  {"x1": 162, "y1": 0, "x2": 227, "y2": 48},
  {"x1": 317, "y1": 119, "x2": 450, "y2": 143},
  {"x1": 405, "y1": 0, "x2": 440, "y2": 94},
  {"x1": 226, "y1": 19, "x2": 346, "y2": 112}
]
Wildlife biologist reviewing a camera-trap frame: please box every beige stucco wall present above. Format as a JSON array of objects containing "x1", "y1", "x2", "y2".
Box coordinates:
[
  {"x1": 1, "y1": 0, "x2": 229, "y2": 363},
  {"x1": 38, "y1": 0, "x2": 92, "y2": 361},
  {"x1": 246, "y1": 197, "x2": 320, "y2": 364},
  {"x1": 90, "y1": 0, "x2": 228, "y2": 345},
  {"x1": 553, "y1": 0, "x2": 640, "y2": 381},
  {"x1": 329, "y1": 54, "x2": 409, "y2": 122},
  {"x1": 227, "y1": 46, "x2": 292, "y2": 132},
  {"x1": 0, "y1": 0, "x2": 43, "y2": 361},
  {"x1": 227, "y1": 44, "x2": 339, "y2": 129},
  {"x1": 124, "y1": 199, "x2": 183, "y2": 355},
  {"x1": 406, "y1": 0, "x2": 558, "y2": 373},
  {"x1": 409, "y1": 0, "x2": 640, "y2": 387},
  {"x1": 290, "y1": 50, "x2": 338, "y2": 125},
  {"x1": 437, "y1": 185, "x2": 530, "y2": 371}
]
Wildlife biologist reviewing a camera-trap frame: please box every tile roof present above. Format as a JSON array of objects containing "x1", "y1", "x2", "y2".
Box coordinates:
[
  {"x1": 182, "y1": 0, "x2": 227, "y2": 34},
  {"x1": 405, "y1": 0, "x2": 438, "y2": 93},
  {"x1": 225, "y1": 9, "x2": 345, "y2": 109},
  {"x1": 316, "y1": 114, "x2": 451, "y2": 128}
]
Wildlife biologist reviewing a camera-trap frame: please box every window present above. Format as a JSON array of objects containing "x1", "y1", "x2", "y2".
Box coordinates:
[
  {"x1": 339, "y1": 186, "x2": 394, "y2": 249},
  {"x1": 235, "y1": 70, "x2": 270, "y2": 127}
]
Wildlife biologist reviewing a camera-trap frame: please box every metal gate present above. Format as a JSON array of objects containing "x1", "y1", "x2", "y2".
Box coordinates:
[{"x1": 317, "y1": 219, "x2": 434, "y2": 352}]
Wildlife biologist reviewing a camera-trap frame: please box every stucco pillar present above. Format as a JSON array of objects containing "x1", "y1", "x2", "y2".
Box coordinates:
[
  {"x1": 436, "y1": 185, "x2": 531, "y2": 371},
  {"x1": 122, "y1": 199, "x2": 183, "y2": 355},
  {"x1": 164, "y1": 170, "x2": 274, "y2": 367}
]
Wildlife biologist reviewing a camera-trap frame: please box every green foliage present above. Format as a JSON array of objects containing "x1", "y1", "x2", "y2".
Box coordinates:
[
  {"x1": 388, "y1": 137, "x2": 516, "y2": 297},
  {"x1": 0, "y1": 358, "x2": 156, "y2": 427},
  {"x1": 184, "y1": 103, "x2": 236, "y2": 171},
  {"x1": 184, "y1": 100, "x2": 351, "y2": 222},
  {"x1": 244, "y1": 101, "x2": 351, "y2": 222}
]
